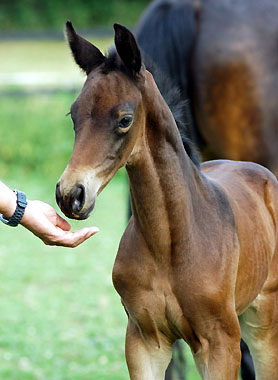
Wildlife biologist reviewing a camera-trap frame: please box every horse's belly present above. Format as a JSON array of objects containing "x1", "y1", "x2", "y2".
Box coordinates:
[
  {"x1": 234, "y1": 207, "x2": 276, "y2": 314},
  {"x1": 235, "y1": 253, "x2": 271, "y2": 315},
  {"x1": 202, "y1": 160, "x2": 278, "y2": 315}
]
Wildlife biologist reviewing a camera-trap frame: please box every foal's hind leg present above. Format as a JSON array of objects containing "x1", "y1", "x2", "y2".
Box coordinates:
[
  {"x1": 240, "y1": 290, "x2": 278, "y2": 380},
  {"x1": 240, "y1": 250, "x2": 278, "y2": 380},
  {"x1": 125, "y1": 318, "x2": 172, "y2": 380}
]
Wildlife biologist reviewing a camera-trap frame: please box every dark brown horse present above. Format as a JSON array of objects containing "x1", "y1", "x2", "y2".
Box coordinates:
[
  {"x1": 135, "y1": 0, "x2": 278, "y2": 175},
  {"x1": 194, "y1": 0, "x2": 278, "y2": 174},
  {"x1": 56, "y1": 23, "x2": 278, "y2": 380}
]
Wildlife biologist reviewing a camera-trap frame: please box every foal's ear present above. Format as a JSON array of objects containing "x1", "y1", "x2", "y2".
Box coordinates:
[
  {"x1": 65, "y1": 21, "x2": 106, "y2": 75},
  {"x1": 114, "y1": 24, "x2": 142, "y2": 77}
]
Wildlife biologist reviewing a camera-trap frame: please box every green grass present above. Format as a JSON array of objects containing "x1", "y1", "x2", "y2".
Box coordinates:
[
  {"x1": 0, "y1": 37, "x2": 113, "y2": 91},
  {"x1": 0, "y1": 37, "x2": 113, "y2": 74},
  {"x1": 0, "y1": 92, "x2": 74, "y2": 178},
  {"x1": 0, "y1": 172, "x2": 130, "y2": 380}
]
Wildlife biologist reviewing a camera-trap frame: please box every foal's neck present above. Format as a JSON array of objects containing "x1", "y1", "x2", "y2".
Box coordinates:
[{"x1": 127, "y1": 72, "x2": 204, "y2": 257}]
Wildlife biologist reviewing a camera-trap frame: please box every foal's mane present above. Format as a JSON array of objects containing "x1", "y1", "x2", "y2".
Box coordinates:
[{"x1": 103, "y1": 49, "x2": 200, "y2": 168}]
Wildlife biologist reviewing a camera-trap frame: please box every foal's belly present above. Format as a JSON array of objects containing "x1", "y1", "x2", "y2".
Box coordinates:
[
  {"x1": 202, "y1": 160, "x2": 278, "y2": 314},
  {"x1": 234, "y1": 219, "x2": 276, "y2": 315}
]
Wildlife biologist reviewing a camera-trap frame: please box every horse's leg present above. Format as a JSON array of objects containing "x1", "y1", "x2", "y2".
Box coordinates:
[
  {"x1": 240, "y1": 339, "x2": 255, "y2": 380},
  {"x1": 125, "y1": 318, "x2": 172, "y2": 380},
  {"x1": 192, "y1": 313, "x2": 241, "y2": 380},
  {"x1": 240, "y1": 291, "x2": 278, "y2": 380}
]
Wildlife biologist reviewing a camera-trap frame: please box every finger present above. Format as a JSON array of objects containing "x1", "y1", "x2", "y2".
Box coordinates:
[
  {"x1": 54, "y1": 227, "x2": 99, "y2": 248},
  {"x1": 55, "y1": 213, "x2": 71, "y2": 231},
  {"x1": 62, "y1": 227, "x2": 99, "y2": 248}
]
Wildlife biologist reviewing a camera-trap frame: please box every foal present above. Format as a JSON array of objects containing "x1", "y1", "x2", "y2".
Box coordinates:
[{"x1": 56, "y1": 23, "x2": 278, "y2": 380}]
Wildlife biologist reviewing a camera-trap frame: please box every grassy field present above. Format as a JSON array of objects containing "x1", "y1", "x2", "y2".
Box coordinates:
[
  {"x1": 0, "y1": 36, "x2": 113, "y2": 90},
  {"x1": 0, "y1": 170, "x2": 130, "y2": 380},
  {"x1": 0, "y1": 35, "x2": 203, "y2": 379}
]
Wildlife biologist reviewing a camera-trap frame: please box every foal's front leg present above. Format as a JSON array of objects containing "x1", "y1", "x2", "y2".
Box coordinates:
[
  {"x1": 125, "y1": 318, "x2": 173, "y2": 380},
  {"x1": 193, "y1": 313, "x2": 241, "y2": 380}
]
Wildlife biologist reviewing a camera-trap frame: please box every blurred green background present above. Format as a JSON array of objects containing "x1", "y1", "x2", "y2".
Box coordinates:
[
  {"x1": 0, "y1": 1, "x2": 203, "y2": 379},
  {"x1": 0, "y1": 0, "x2": 150, "y2": 31}
]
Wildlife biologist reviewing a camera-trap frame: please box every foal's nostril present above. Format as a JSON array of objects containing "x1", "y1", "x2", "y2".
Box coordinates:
[
  {"x1": 55, "y1": 182, "x2": 86, "y2": 218},
  {"x1": 71, "y1": 184, "x2": 85, "y2": 214}
]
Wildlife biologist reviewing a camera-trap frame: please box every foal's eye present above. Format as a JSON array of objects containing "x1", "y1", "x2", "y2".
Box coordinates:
[{"x1": 118, "y1": 116, "x2": 133, "y2": 133}]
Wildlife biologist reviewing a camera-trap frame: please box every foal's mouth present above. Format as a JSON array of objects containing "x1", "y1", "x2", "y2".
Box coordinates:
[
  {"x1": 59, "y1": 199, "x2": 96, "y2": 220},
  {"x1": 56, "y1": 182, "x2": 97, "y2": 220},
  {"x1": 72, "y1": 200, "x2": 96, "y2": 220}
]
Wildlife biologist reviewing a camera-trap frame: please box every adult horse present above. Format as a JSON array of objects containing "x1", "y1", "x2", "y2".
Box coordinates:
[
  {"x1": 56, "y1": 23, "x2": 278, "y2": 380},
  {"x1": 135, "y1": 0, "x2": 278, "y2": 173}
]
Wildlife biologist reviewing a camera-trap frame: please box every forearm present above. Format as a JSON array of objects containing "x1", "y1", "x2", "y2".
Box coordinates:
[{"x1": 0, "y1": 181, "x2": 17, "y2": 218}]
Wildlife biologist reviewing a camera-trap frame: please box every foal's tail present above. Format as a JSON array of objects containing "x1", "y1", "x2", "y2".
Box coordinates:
[{"x1": 135, "y1": 0, "x2": 199, "y2": 98}]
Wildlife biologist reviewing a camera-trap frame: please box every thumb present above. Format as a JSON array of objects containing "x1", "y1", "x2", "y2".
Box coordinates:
[{"x1": 56, "y1": 213, "x2": 71, "y2": 231}]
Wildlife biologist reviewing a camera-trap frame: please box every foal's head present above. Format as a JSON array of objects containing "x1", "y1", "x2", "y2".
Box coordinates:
[{"x1": 56, "y1": 22, "x2": 146, "y2": 219}]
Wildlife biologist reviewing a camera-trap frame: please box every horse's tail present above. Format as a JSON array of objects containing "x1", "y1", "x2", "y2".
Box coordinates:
[
  {"x1": 135, "y1": 0, "x2": 201, "y2": 166},
  {"x1": 135, "y1": 0, "x2": 198, "y2": 98}
]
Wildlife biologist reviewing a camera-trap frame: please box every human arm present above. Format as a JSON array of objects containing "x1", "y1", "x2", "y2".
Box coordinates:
[{"x1": 0, "y1": 181, "x2": 99, "y2": 247}]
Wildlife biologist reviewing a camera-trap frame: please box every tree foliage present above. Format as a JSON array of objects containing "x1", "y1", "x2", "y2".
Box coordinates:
[{"x1": 0, "y1": 0, "x2": 151, "y2": 31}]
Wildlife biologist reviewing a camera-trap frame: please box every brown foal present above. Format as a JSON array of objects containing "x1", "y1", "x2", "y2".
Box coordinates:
[{"x1": 56, "y1": 23, "x2": 278, "y2": 380}]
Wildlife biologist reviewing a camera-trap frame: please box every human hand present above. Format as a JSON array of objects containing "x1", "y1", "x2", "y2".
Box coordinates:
[{"x1": 21, "y1": 200, "x2": 99, "y2": 247}]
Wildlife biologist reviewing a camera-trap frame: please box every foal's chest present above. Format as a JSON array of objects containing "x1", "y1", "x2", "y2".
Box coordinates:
[{"x1": 112, "y1": 252, "x2": 193, "y2": 344}]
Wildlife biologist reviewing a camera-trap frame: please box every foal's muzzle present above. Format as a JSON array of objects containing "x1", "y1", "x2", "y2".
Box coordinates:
[{"x1": 56, "y1": 182, "x2": 95, "y2": 220}]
